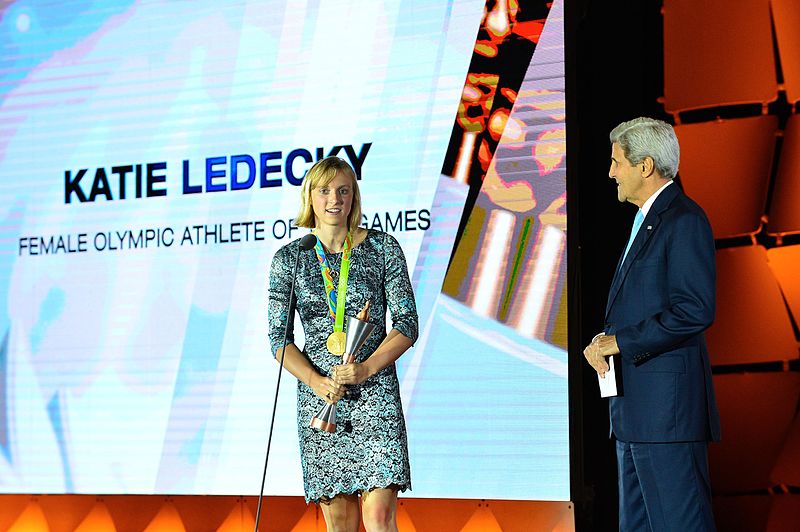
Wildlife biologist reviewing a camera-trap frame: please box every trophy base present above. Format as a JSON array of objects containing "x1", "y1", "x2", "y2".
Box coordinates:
[{"x1": 310, "y1": 416, "x2": 336, "y2": 433}]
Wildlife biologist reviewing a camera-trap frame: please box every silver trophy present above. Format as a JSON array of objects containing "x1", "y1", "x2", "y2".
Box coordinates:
[{"x1": 310, "y1": 315, "x2": 376, "y2": 432}]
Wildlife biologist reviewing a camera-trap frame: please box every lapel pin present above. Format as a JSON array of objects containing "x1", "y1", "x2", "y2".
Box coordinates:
[{"x1": 646, "y1": 225, "x2": 652, "y2": 230}]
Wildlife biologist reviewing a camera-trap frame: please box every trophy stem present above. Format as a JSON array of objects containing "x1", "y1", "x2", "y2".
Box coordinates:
[{"x1": 310, "y1": 403, "x2": 337, "y2": 433}]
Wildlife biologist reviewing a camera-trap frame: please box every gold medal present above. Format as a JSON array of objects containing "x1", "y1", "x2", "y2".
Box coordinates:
[{"x1": 326, "y1": 331, "x2": 346, "y2": 356}]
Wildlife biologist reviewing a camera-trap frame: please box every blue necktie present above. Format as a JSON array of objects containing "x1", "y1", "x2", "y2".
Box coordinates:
[{"x1": 621, "y1": 209, "x2": 644, "y2": 264}]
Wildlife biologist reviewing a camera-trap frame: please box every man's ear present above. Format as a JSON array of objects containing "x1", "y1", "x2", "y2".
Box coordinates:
[{"x1": 640, "y1": 156, "x2": 655, "y2": 178}]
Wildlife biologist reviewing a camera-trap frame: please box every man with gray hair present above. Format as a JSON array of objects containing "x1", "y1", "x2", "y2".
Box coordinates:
[{"x1": 583, "y1": 117, "x2": 720, "y2": 530}]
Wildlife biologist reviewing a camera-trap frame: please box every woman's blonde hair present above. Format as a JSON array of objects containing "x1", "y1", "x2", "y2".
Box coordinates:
[{"x1": 295, "y1": 156, "x2": 362, "y2": 232}]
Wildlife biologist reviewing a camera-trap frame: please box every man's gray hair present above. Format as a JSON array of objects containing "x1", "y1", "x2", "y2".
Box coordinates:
[{"x1": 610, "y1": 117, "x2": 680, "y2": 179}]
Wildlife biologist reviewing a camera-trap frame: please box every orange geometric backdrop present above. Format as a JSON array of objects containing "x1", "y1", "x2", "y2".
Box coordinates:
[
  {"x1": 0, "y1": 496, "x2": 574, "y2": 532},
  {"x1": 663, "y1": 0, "x2": 800, "y2": 530}
]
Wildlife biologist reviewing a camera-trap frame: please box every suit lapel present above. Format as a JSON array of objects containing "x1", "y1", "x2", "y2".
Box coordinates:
[{"x1": 605, "y1": 184, "x2": 681, "y2": 319}]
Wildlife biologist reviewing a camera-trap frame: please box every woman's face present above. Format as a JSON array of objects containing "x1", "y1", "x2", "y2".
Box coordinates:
[{"x1": 311, "y1": 171, "x2": 354, "y2": 229}]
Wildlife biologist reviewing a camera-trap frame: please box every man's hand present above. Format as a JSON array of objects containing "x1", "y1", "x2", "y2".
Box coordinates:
[{"x1": 583, "y1": 333, "x2": 620, "y2": 378}]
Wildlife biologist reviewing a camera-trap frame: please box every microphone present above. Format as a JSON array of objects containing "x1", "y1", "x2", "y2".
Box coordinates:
[
  {"x1": 254, "y1": 233, "x2": 316, "y2": 532},
  {"x1": 299, "y1": 233, "x2": 318, "y2": 251}
]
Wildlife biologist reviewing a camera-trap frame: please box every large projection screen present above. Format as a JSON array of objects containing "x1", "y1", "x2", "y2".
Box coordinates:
[{"x1": 0, "y1": 0, "x2": 567, "y2": 500}]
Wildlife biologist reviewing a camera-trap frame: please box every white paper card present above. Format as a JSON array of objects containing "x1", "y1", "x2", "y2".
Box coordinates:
[{"x1": 598, "y1": 355, "x2": 618, "y2": 397}]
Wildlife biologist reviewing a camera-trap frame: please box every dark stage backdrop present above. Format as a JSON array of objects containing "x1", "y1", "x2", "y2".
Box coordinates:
[{"x1": 568, "y1": 1, "x2": 689, "y2": 530}]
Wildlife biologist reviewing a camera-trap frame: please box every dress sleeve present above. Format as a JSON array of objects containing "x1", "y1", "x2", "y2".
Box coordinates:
[
  {"x1": 383, "y1": 233, "x2": 419, "y2": 343},
  {"x1": 268, "y1": 244, "x2": 296, "y2": 357}
]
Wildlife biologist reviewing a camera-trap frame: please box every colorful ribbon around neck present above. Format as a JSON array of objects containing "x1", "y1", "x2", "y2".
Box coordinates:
[{"x1": 313, "y1": 232, "x2": 353, "y2": 333}]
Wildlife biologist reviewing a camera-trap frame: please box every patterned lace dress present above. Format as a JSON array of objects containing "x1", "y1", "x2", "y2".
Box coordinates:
[{"x1": 268, "y1": 229, "x2": 418, "y2": 503}]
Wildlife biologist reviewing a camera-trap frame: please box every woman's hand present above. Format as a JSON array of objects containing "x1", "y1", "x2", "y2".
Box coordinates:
[
  {"x1": 309, "y1": 372, "x2": 346, "y2": 404},
  {"x1": 332, "y1": 362, "x2": 371, "y2": 386}
]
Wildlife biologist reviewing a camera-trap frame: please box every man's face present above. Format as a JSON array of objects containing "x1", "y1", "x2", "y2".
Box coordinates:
[{"x1": 609, "y1": 142, "x2": 645, "y2": 206}]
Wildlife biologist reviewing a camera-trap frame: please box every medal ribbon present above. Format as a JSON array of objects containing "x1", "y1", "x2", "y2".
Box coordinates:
[{"x1": 313, "y1": 232, "x2": 353, "y2": 333}]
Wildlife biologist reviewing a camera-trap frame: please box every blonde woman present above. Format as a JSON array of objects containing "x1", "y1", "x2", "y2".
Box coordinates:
[{"x1": 268, "y1": 156, "x2": 417, "y2": 532}]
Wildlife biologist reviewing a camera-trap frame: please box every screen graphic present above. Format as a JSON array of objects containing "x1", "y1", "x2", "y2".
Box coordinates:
[{"x1": 0, "y1": 0, "x2": 567, "y2": 500}]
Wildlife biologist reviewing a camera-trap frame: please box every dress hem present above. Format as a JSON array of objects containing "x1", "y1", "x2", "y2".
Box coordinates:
[{"x1": 306, "y1": 481, "x2": 412, "y2": 504}]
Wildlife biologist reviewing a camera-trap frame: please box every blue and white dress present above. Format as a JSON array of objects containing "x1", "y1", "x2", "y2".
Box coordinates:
[{"x1": 268, "y1": 229, "x2": 418, "y2": 503}]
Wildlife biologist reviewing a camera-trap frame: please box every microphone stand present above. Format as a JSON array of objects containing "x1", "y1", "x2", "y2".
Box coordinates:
[{"x1": 254, "y1": 234, "x2": 316, "y2": 531}]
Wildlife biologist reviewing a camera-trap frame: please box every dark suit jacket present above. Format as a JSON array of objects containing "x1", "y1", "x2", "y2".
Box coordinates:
[{"x1": 605, "y1": 183, "x2": 721, "y2": 443}]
